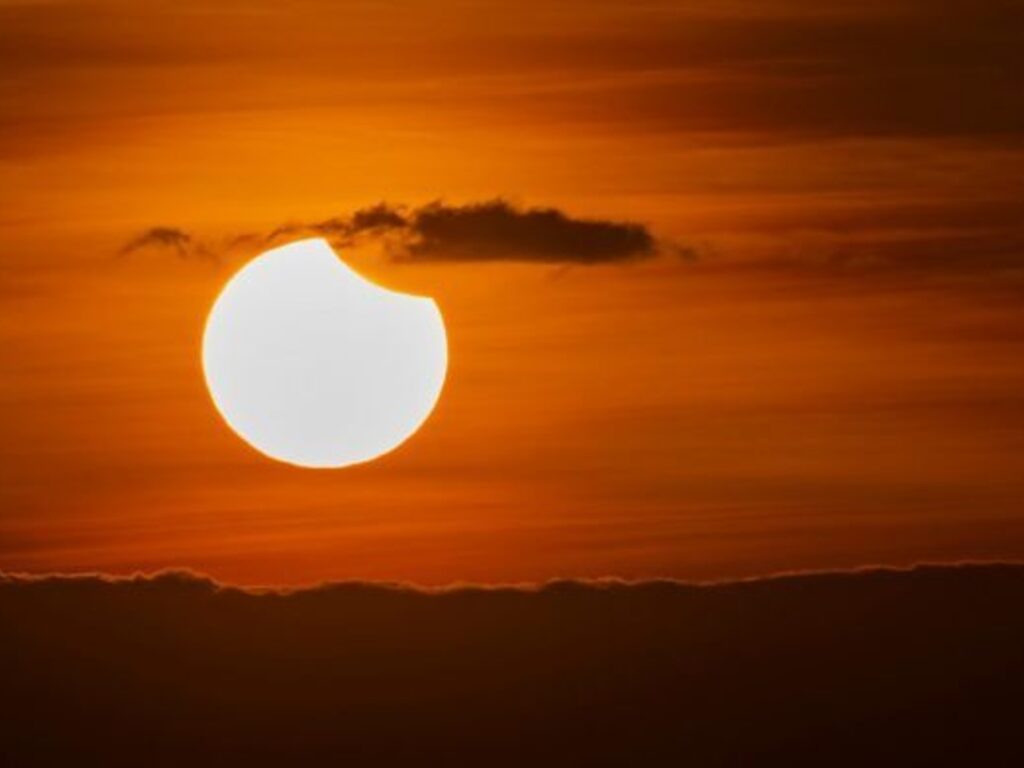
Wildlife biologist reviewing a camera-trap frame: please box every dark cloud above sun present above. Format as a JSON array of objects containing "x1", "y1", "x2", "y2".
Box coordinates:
[{"x1": 122, "y1": 200, "x2": 665, "y2": 265}]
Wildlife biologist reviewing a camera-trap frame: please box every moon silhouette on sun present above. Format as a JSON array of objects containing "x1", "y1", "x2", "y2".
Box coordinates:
[{"x1": 202, "y1": 238, "x2": 447, "y2": 468}]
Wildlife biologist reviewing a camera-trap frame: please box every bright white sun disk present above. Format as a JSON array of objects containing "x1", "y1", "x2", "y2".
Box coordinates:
[{"x1": 202, "y1": 238, "x2": 447, "y2": 468}]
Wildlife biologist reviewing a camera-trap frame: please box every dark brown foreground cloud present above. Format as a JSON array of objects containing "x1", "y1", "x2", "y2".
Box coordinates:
[
  {"x1": 3, "y1": 563, "x2": 1024, "y2": 766},
  {"x1": 122, "y1": 200, "x2": 664, "y2": 266}
]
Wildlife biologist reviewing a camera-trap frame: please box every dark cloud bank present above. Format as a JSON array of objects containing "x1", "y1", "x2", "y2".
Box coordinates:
[
  {"x1": 122, "y1": 200, "x2": 665, "y2": 265},
  {"x1": 3, "y1": 563, "x2": 1024, "y2": 766}
]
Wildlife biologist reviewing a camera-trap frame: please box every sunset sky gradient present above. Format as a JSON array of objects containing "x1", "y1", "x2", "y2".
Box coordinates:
[{"x1": 3, "y1": 0, "x2": 1023, "y2": 585}]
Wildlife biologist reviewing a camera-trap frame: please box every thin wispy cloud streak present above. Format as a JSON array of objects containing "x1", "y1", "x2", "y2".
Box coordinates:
[{"x1": 118, "y1": 227, "x2": 213, "y2": 261}]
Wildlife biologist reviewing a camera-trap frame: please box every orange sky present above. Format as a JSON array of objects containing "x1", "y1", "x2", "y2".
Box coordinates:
[{"x1": 2, "y1": 0, "x2": 1024, "y2": 584}]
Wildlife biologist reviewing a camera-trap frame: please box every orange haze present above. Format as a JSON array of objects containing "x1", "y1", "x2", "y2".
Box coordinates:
[{"x1": 2, "y1": 0, "x2": 1024, "y2": 584}]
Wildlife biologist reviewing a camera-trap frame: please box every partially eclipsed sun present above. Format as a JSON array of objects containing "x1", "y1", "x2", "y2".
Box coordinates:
[{"x1": 202, "y1": 238, "x2": 447, "y2": 468}]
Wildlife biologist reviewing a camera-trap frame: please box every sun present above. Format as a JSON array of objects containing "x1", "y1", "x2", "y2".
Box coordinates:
[{"x1": 202, "y1": 238, "x2": 447, "y2": 468}]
